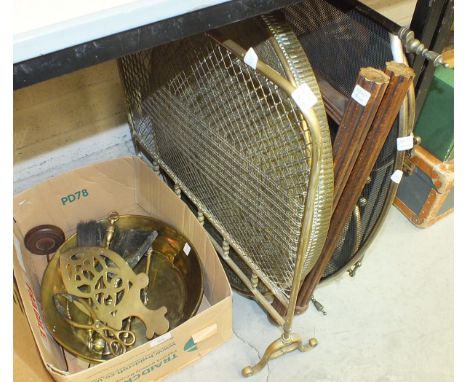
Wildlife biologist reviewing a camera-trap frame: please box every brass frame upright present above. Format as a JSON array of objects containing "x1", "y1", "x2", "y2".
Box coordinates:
[{"x1": 207, "y1": 31, "x2": 323, "y2": 376}]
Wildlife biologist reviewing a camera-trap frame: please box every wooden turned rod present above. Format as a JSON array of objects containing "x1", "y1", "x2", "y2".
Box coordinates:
[
  {"x1": 332, "y1": 67, "x2": 389, "y2": 212},
  {"x1": 296, "y1": 62, "x2": 415, "y2": 309}
]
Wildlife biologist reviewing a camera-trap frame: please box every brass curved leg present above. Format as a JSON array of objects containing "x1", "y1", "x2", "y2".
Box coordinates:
[{"x1": 242, "y1": 334, "x2": 318, "y2": 377}]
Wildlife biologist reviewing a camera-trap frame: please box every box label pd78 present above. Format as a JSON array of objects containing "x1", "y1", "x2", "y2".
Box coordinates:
[{"x1": 61, "y1": 189, "x2": 89, "y2": 205}]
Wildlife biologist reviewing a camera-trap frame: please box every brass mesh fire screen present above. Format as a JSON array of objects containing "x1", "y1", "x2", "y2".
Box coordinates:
[
  {"x1": 119, "y1": 12, "x2": 333, "y2": 374},
  {"x1": 119, "y1": 15, "x2": 333, "y2": 304}
]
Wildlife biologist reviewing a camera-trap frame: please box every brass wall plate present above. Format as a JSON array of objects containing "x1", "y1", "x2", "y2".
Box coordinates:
[{"x1": 41, "y1": 214, "x2": 204, "y2": 363}]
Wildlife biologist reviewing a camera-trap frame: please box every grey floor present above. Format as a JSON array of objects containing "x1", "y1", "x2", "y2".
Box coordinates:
[{"x1": 166, "y1": 207, "x2": 454, "y2": 382}]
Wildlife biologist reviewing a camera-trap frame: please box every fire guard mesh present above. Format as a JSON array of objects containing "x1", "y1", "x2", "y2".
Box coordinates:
[{"x1": 119, "y1": 14, "x2": 334, "y2": 302}]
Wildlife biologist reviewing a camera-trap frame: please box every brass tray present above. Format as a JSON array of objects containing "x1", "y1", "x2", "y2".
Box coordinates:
[{"x1": 41, "y1": 214, "x2": 204, "y2": 363}]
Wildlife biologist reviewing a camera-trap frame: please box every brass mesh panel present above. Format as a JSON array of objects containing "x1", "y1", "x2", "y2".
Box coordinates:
[{"x1": 119, "y1": 16, "x2": 333, "y2": 300}]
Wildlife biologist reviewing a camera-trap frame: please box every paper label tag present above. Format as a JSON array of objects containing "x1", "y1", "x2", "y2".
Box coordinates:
[
  {"x1": 351, "y1": 85, "x2": 371, "y2": 106},
  {"x1": 291, "y1": 84, "x2": 318, "y2": 112},
  {"x1": 397, "y1": 134, "x2": 414, "y2": 151},
  {"x1": 391, "y1": 170, "x2": 403, "y2": 184},
  {"x1": 150, "y1": 331, "x2": 173, "y2": 347},
  {"x1": 243, "y1": 48, "x2": 258, "y2": 70},
  {"x1": 183, "y1": 243, "x2": 191, "y2": 255}
]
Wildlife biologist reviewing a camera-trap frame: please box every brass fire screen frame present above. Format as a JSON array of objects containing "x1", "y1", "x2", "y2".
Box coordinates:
[{"x1": 119, "y1": 13, "x2": 333, "y2": 374}]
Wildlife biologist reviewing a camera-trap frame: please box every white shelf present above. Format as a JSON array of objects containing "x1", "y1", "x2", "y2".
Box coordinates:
[{"x1": 13, "y1": 0, "x2": 229, "y2": 63}]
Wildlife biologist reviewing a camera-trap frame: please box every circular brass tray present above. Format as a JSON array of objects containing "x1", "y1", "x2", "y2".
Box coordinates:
[{"x1": 41, "y1": 214, "x2": 204, "y2": 363}]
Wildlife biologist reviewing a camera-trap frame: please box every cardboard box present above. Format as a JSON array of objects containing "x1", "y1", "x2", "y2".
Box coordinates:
[
  {"x1": 14, "y1": 300, "x2": 54, "y2": 381},
  {"x1": 13, "y1": 156, "x2": 232, "y2": 382}
]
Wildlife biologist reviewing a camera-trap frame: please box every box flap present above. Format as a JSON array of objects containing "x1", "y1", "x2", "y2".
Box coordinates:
[
  {"x1": 13, "y1": 223, "x2": 67, "y2": 372},
  {"x1": 13, "y1": 156, "x2": 138, "y2": 236},
  {"x1": 14, "y1": 303, "x2": 54, "y2": 381}
]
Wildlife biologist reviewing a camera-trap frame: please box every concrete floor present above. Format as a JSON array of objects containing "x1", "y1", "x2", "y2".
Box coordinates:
[{"x1": 165, "y1": 207, "x2": 454, "y2": 382}]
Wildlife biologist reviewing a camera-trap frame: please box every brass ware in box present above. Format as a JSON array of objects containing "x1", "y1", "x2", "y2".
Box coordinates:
[{"x1": 41, "y1": 214, "x2": 204, "y2": 363}]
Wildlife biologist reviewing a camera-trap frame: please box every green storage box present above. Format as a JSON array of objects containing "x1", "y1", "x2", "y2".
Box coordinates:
[{"x1": 414, "y1": 66, "x2": 454, "y2": 161}]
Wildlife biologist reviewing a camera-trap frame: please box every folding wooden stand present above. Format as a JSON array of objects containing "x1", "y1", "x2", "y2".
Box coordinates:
[
  {"x1": 332, "y1": 67, "x2": 390, "y2": 211},
  {"x1": 270, "y1": 62, "x2": 414, "y2": 317},
  {"x1": 296, "y1": 62, "x2": 415, "y2": 310}
]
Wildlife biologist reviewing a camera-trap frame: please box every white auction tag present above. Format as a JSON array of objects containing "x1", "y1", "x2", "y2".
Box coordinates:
[
  {"x1": 243, "y1": 48, "x2": 258, "y2": 70},
  {"x1": 351, "y1": 84, "x2": 371, "y2": 106},
  {"x1": 292, "y1": 84, "x2": 318, "y2": 112},
  {"x1": 183, "y1": 242, "x2": 191, "y2": 255},
  {"x1": 390, "y1": 169, "x2": 403, "y2": 184},
  {"x1": 397, "y1": 134, "x2": 414, "y2": 151}
]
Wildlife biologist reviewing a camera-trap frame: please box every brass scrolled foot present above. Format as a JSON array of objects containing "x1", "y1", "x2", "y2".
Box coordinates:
[
  {"x1": 242, "y1": 366, "x2": 255, "y2": 377},
  {"x1": 241, "y1": 333, "x2": 318, "y2": 377}
]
